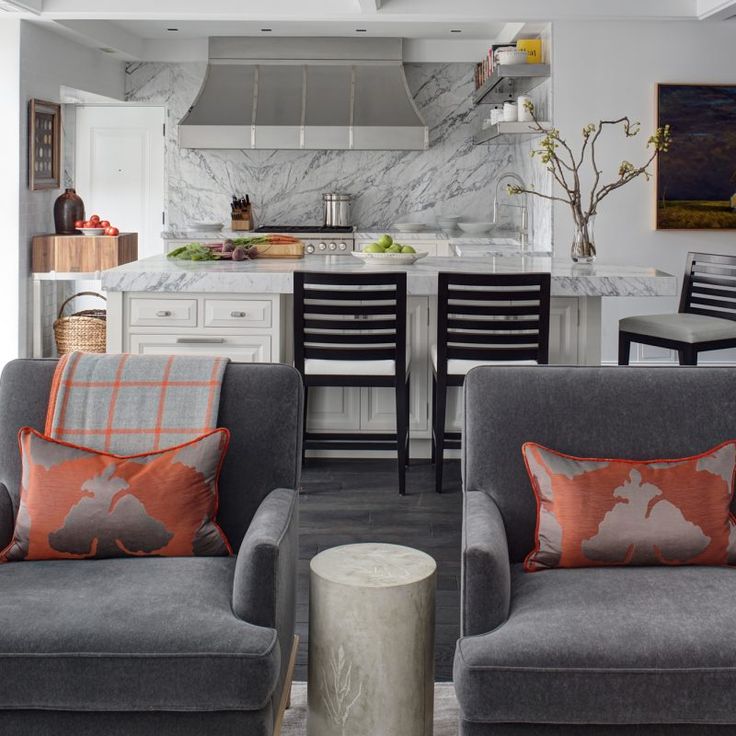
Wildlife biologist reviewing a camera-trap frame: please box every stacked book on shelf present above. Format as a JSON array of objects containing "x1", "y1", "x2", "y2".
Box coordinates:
[{"x1": 474, "y1": 39, "x2": 543, "y2": 90}]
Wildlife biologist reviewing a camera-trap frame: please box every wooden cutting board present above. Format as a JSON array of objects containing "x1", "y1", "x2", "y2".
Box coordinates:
[
  {"x1": 32, "y1": 233, "x2": 138, "y2": 273},
  {"x1": 254, "y1": 241, "x2": 304, "y2": 259}
]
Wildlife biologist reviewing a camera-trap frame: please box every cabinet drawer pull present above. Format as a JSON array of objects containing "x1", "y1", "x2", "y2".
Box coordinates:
[
  {"x1": 230, "y1": 311, "x2": 247, "y2": 318},
  {"x1": 156, "y1": 310, "x2": 172, "y2": 317},
  {"x1": 175, "y1": 337, "x2": 225, "y2": 344}
]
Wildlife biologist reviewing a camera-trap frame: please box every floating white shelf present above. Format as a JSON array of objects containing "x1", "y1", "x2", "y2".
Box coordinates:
[
  {"x1": 473, "y1": 121, "x2": 552, "y2": 145},
  {"x1": 472, "y1": 64, "x2": 551, "y2": 106}
]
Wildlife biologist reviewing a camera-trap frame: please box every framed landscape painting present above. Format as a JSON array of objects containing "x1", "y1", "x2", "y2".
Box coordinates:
[{"x1": 656, "y1": 84, "x2": 736, "y2": 230}]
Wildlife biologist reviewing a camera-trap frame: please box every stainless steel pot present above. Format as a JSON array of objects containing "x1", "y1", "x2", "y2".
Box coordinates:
[{"x1": 323, "y1": 193, "x2": 352, "y2": 227}]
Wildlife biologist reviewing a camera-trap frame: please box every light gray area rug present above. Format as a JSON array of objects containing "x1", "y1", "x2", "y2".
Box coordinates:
[{"x1": 282, "y1": 681, "x2": 459, "y2": 735}]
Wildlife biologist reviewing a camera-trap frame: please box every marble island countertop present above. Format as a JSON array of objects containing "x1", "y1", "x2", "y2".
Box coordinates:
[{"x1": 102, "y1": 255, "x2": 677, "y2": 298}]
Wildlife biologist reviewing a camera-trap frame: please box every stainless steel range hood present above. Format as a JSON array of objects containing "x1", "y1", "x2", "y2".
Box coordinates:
[{"x1": 178, "y1": 37, "x2": 428, "y2": 151}]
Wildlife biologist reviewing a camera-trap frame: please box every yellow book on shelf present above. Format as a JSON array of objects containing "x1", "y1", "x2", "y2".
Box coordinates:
[{"x1": 517, "y1": 39, "x2": 543, "y2": 64}]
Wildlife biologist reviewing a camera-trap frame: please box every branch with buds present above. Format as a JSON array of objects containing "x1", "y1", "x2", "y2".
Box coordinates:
[{"x1": 507, "y1": 100, "x2": 671, "y2": 257}]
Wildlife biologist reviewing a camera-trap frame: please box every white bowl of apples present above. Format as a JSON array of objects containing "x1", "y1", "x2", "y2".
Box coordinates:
[{"x1": 75, "y1": 215, "x2": 120, "y2": 237}]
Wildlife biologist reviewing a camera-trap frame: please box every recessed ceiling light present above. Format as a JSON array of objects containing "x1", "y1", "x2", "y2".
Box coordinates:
[
  {"x1": 261, "y1": 28, "x2": 272, "y2": 32},
  {"x1": 356, "y1": 28, "x2": 367, "y2": 32},
  {"x1": 167, "y1": 28, "x2": 179, "y2": 32},
  {"x1": 450, "y1": 29, "x2": 462, "y2": 33}
]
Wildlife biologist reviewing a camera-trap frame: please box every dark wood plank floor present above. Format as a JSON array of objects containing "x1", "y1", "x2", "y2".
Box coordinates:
[{"x1": 296, "y1": 458, "x2": 462, "y2": 682}]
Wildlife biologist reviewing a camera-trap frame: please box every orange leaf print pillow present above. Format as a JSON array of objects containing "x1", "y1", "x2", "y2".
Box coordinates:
[
  {"x1": 2, "y1": 427, "x2": 232, "y2": 562},
  {"x1": 523, "y1": 440, "x2": 736, "y2": 571}
]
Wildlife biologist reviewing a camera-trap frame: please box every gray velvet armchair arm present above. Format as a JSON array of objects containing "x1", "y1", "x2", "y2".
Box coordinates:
[
  {"x1": 233, "y1": 487, "x2": 299, "y2": 629},
  {"x1": 462, "y1": 490, "x2": 511, "y2": 637},
  {"x1": 233, "y1": 485, "x2": 300, "y2": 707}
]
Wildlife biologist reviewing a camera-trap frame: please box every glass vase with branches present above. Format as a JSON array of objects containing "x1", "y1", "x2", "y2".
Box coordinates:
[{"x1": 509, "y1": 101, "x2": 672, "y2": 263}]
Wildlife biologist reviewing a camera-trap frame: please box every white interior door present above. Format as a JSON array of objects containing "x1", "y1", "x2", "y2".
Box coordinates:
[{"x1": 75, "y1": 105, "x2": 165, "y2": 258}]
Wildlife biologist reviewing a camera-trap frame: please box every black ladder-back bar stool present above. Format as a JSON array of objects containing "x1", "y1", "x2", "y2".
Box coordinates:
[
  {"x1": 432, "y1": 272, "x2": 551, "y2": 493},
  {"x1": 619, "y1": 252, "x2": 736, "y2": 366},
  {"x1": 293, "y1": 271, "x2": 410, "y2": 495}
]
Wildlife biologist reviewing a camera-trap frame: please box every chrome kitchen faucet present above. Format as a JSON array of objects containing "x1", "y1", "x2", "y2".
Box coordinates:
[{"x1": 493, "y1": 172, "x2": 530, "y2": 249}]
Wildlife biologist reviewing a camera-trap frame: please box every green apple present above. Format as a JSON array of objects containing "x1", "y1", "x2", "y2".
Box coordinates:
[
  {"x1": 363, "y1": 243, "x2": 384, "y2": 253},
  {"x1": 401, "y1": 245, "x2": 416, "y2": 254},
  {"x1": 377, "y1": 234, "x2": 393, "y2": 249},
  {"x1": 387, "y1": 244, "x2": 402, "y2": 253}
]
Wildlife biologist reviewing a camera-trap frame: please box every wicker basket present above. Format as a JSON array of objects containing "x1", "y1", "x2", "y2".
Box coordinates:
[{"x1": 53, "y1": 291, "x2": 107, "y2": 355}]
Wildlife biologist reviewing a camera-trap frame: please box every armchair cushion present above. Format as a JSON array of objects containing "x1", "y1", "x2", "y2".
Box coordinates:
[
  {"x1": 455, "y1": 564, "x2": 736, "y2": 725},
  {"x1": 0, "y1": 556, "x2": 279, "y2": 712}
]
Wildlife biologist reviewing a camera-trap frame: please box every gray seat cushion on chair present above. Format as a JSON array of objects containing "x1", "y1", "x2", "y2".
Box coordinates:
[
  {"x1": 455, "y1": 564, "x2": 736, "y2": 725},
  {"x1": 0, "y1": 557, "x2": 280, "y2": 712},
  {"x1": 620, "y1": 312, "x2": 736, "y2": 343}
]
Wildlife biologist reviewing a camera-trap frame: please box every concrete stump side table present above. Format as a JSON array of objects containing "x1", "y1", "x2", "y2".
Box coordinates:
[{"x1": 307, "y1": 543, "x2": 437, "y2": 736}]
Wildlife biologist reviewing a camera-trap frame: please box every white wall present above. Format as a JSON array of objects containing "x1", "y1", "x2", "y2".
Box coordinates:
[
  {"x1": 19, "y1": 21, "x2": 124, "y2": 359},
  {"x1": 552, "y1": 20, "x2": 736, "y2": 364},
  {"x1": 0, "y1": 19, "x2": 21, "y2": 368}
]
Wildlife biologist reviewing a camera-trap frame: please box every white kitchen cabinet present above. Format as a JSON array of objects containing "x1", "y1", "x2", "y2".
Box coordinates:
[
  {"x1": 111, "y1": 292, "x2": 284, "y2": 362},
  {"x1": 129, "y1": 334, "x2": 271, "y2": 362},
  {"x1": 306, "y1": 388, "x2": 362, "y2": 432}
]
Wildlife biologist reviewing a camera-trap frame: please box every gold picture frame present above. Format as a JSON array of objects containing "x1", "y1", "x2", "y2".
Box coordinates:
[
  {"x1": 29, "y1": 98, "x2": 61, "y2": 191},
  {"x1": 656, "y1": 83, "x2": 736, "y2": 230}
]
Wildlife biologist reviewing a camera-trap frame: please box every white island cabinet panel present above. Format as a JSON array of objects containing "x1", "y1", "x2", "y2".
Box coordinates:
[
  {"x1": 103, "y1": 256, "x2": 676, "y2": 458},
  {"x1": 129, "y1": 334, "x2": 272, "y2": 362}
]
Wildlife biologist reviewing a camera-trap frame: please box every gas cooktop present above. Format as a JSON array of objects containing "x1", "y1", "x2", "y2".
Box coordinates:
[{"x1": 254, "y1": 225, "x2": 354, "y2": 234}]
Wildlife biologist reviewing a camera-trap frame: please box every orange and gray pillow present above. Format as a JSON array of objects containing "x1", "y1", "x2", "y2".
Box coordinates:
[
  {"x1": 1, "y1": 427, "x2": 232, "y2": 562},
  {"x1": 523, "y1": 440, "x2": 736, "y2": 571}
]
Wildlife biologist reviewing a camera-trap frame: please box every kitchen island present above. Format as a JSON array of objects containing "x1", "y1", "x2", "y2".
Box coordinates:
[{"x1": 102, "y1": 254, "x2": 676, "y2": 457}]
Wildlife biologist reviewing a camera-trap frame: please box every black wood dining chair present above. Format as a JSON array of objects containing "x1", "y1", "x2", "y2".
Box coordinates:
[
  {"x1": 432, "y1": 272, "x2": 551, "y2": 493},
  {"x1": 619, "y1": 252, "x2": 736, "y2": 366},
  {"x1": 293, "y1": 271, "x2": 410, "y2": 495}
]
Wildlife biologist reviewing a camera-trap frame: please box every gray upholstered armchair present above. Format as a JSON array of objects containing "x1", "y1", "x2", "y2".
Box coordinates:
[
  {"x1": 455, "y1": 365, "x2": 736, "y2": 735},
  {"x1": 0, "y1": 359, "x2": 302, "y2": 736}
]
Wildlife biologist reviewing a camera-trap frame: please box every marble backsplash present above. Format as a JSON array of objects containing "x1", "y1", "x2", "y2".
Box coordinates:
[{"x1": 125, "y1": 61, "x2": 552, "y2": 247}]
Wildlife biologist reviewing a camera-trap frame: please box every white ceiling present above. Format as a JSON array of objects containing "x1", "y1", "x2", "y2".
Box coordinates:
[
  {"x1": 3, "y1": 0, "x2": 734, "y2": 63},
  {"x1": 106, "y1": 19, "x2": 519, "y2": 41}
]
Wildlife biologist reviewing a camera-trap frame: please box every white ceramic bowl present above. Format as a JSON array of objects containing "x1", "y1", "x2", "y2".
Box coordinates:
[
  {"x1": 496, "y1": 49, "x2": 528, "y2": 66},
  {"x1": 436, "y1": 217, "x2": 461, "y2": 230},
  {"x1": 188, "y1": 221, "x2": 224, "y2": 232},
  {"x1": 392, "y1": 222, "x2": 426, "y2": 233},
  {"x1": 78, "y1": 227, "x2": 106, "y2": 237},
  {"x1": 458, "y1": 222, "x2": 494, "y2": 234},
  {"x1": 352, "y1": 251, "x2": 429, "y2": 266}
]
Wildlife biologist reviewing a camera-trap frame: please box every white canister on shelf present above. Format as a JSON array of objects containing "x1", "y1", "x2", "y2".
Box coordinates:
[
  {"x1": 517, "y1": 95, "x2": 533, "y2": 122},
  {"x1": 503, "y1": 102, "x2": 518, "y2": 122}
]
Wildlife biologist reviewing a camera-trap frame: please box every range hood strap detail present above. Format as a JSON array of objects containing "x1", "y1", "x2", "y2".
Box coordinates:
[
  {"x1": 299, "y1": 65, "x2": 307, "y2": 150},
  {"x1": 349, "y1": 65, "x2": 356, "y2": 151},
  {"x1": 251, "y1": 65, "x2": 260, "y2": 149}
]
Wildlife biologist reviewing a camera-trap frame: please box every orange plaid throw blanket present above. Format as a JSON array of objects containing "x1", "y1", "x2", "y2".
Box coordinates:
[{"x1": 46, "y1": 352, "x2": 229, "y2": 454}]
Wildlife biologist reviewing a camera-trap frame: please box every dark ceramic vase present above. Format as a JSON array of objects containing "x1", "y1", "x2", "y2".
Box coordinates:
[{"x1": 54, "y1": 188, "x2": 85, "y2": 235}]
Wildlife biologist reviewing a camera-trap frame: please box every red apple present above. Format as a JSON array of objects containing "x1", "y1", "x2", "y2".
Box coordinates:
[
  {"x1": 105, "y1": 226, "x2": 119, "y2": 236},
  {"x1": 74, "y1": 219, "x2": 85, "y2": 228},
  {"x1": 99, "y1": 220, "x2": 110, "y2": 228}
]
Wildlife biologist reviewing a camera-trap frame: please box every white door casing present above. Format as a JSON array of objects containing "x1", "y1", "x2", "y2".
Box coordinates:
[{"x1": 75, "y1": 105, "x2": 165, "y2": 258}]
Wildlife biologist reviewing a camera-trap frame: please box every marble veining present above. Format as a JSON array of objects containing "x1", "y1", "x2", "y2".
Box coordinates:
[
  {"x1": 102, "y1": 255, "x2": 677, "y2": 298},
  {"x1": 125, "y1": 62, "x2": 552, "y2": 247}
]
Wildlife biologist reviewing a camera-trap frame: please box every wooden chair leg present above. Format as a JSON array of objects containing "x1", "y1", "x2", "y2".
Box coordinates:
[
  {"x1": 618, "y1": 333, "x2": 632, "y2": 366},
  {"x1": 405, "y1": 375, "x2": 411, "y2": 468},
  {"x1": 434, "y1": 377, "x2": 448, "y2": 494},
  {"x1": 430, "y1": 373, "x2": 437, "y2": 464},
  {"x1": 301, "y1": 385, "x2": 309, "y2": 464},
  {"x1": 273, "y1": 635, "x2": 299, "y2": 736},
  {"x1": 679, "y1": 346, "x2": 698, "y2": 365},
  {"x1": 395, "y1": 377, "x2": 409, "y2": 495}
]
